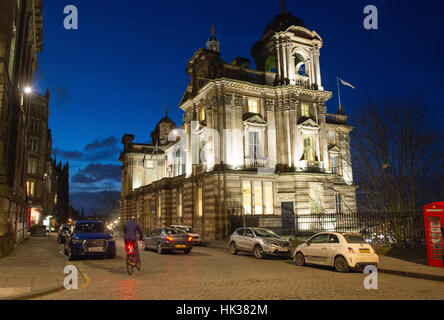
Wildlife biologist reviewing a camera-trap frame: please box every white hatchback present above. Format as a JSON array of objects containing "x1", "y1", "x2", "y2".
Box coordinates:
[{"x1": 292, "y1": 232, "x2": 379, "y2": 272}]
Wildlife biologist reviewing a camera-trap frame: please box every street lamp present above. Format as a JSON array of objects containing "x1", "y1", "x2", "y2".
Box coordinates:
[{"x1": 24, "y1": 86, "x2": 33, "y2": 94}]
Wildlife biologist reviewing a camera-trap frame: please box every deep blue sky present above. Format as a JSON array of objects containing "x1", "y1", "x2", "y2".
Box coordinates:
[{"x1": 34, "y1": 0, "x2": 443, "y2": 206}]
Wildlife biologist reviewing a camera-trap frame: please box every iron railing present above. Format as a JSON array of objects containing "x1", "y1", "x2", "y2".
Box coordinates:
[{"x1": 228, "y1": 211, "x2": 425, "y2": 248}]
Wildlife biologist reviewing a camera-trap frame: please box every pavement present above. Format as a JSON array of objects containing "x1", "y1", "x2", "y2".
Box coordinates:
[
  {"x1": 201, "y1": 240, "x2": 444, "y2": 282},
  {"x1": 0, "y1": 234, "x2": 83, "y2": 300}
]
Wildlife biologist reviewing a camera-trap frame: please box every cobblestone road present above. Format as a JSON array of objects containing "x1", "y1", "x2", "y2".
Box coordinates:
[{"x1": 36, "y1": 241, "x2": 444, "y2": 300}]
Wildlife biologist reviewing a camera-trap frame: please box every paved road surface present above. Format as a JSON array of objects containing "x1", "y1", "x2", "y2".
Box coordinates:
[{"x1": 36, "y1": 240, "x2": 444, "y2": 300}]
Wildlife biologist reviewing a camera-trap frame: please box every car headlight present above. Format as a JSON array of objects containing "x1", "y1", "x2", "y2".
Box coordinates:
[
  {"x1": 263, "y1": 240, "x2": 272, "y2": 245},
  {"x1": 71, "y1": 239, "x2": 83, "y2": 244}
]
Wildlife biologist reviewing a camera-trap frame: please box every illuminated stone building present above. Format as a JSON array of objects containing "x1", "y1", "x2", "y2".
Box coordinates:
[
  {"x1": 0, "y1": 0, "x2": 44, "y2": 256},
  {"x1": 120, "y1": 8, "x2": 357, "y2": 239}
]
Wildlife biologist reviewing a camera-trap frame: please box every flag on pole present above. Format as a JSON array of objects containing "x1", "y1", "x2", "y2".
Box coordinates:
[{"x1": 339, "y1": 78, "x2": 356, "y2": 89}]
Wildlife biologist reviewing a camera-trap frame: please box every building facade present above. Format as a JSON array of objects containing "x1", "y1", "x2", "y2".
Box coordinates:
[
  {"x1": 26, "y1": 90, "x2": 56, "y2": 227},
  {"x1": 0, "y1": 0, "x2": 44, "y2": 256},
  {"x1": 120, "y1": 10, "x2": 357, "y2": 240}
]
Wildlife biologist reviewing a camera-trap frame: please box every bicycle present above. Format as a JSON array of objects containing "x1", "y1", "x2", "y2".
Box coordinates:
[{"x1": 125, "y1": 239, "x2": 142, "y2": 275}]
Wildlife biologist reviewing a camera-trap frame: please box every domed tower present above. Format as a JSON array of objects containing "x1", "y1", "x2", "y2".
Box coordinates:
[
  {"x1": 150, "y1": 107, "x2": 177, "y2": 146},
  {"x1": 251, "y1": 0, "x2": 324, "y2": 89},
  {"x1": 206, "y1": 25, "x2": 220, "y2": 52}
]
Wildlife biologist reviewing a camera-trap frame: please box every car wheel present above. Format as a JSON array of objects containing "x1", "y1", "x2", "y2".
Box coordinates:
[
  {"x1": 334, "y1": 256, "x2": 349, "y2": 273},
  {"x1": 254, "y1": 245, "x2": 264, "y2": 259},
  {"x1": 157, "y1": 242, "x2": 164, "y2": 254},
  {"x1": 67, "y1": 249, "x2": 75, "y2": 261},
  {"x1": 184, "y1": 249, "x2": 191, "y2": 254},
  {"x1": 230, "y1": 242, "x2": 238, "y2": 255},
  {"x1": 294, "y1": 252, "x2": 305, "y2": 266}
]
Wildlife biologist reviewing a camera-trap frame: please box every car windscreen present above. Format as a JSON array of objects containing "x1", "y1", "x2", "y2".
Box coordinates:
[
  {"x1": 252, "y1": 228, "x2": 279, "y2": 238},
  {"x1": 164, "y1": 228, "x2": 185, "y2": 235},
  {"x1": 74, "y1": 223, "x2": 105, "y2": 233},
  {"x1": 343, "y1": 234, "x2": 367, "y2": 244}
]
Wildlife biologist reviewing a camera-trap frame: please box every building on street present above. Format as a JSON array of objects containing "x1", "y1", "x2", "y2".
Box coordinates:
[
  {"x1": 0, "y1": 0, "x2": 44, "y2": 256},
  {"x1": 120, "y1": 8, "x2": 357, "y2": 240}
]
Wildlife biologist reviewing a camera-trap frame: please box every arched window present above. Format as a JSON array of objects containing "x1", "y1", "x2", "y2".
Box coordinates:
[{"x1": 294, "y1": 53, "x2": 306, "y2": 76}]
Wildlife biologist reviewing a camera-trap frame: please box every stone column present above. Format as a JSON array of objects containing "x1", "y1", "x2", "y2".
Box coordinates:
[
  {"x1": 318, "y1": 103, "x2": 329, "y2": 171},
  {"x1": 275, "y1": 40, "x2": 282, "y2": 85},
  {"x1": 313, "y1": 46, "x2": 323, "y2": 90}
]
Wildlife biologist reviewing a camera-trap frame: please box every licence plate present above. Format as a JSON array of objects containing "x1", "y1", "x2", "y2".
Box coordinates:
[
  {"x1": 175, "y1": 245, "x2": 186, "y2": 248},
  {"x1": 359, "y1": 249, "x2": 370, "y2": 253},
  {"x1": 88, "y1": 247, "x2": 104, "y2": 252},
  {"x1": 278, "y1": 247, "x2": 288, "y2": 252}
]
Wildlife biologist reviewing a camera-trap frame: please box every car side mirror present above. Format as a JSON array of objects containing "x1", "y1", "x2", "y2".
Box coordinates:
[{"x1": 306, "y1": 241, "x2": 310, "y2": 246}]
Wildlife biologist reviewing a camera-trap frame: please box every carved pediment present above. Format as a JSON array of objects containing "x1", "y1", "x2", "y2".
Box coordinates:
[
  {"x1": 328, "y1": 145, "x2": 341, "y2": 153},
  {"x1": 298, "y1": 118, "x2": 319, "y2": 129},
  {"x1": 242, "y1": 113, "x2": 268, "y2": 126}
]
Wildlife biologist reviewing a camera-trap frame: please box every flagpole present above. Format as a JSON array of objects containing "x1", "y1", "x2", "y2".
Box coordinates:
[{"x1": 337, "y1": 76, "x2": 342, "y2": 110}]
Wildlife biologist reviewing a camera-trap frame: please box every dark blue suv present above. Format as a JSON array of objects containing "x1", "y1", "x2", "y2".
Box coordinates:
[{"x1": 64, "y1": 220, "x2": 116, "y2": 261}]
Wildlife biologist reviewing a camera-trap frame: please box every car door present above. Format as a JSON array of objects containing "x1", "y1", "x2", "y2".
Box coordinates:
[
  {"x1": 304, "y1": 234, "x2": 329, "y2": 265},
  {"x1": 243, "y1": 228, "x2": 257, "y2": 252},
  {"x1": 326, "y1": 234, "x2": 341, "y2": 266},
  {"x1": 231, "y1": 228, "x2": 244, "y2": 250},
  {"x1": 147, "y1": 229, "x2": 159, "y2": 249}
]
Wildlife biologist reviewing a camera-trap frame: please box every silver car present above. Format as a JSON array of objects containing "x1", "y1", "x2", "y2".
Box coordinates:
[
  {"x1": 142, "y1": 227, "x2": 193, "y2": 254},
  {"x1": 229, "y1": 227, "x2": 291, "y2": 259}
]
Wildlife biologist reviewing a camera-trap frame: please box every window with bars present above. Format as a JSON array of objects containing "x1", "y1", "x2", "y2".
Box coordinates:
[{"x1": 335, "y1": 194, "x2": 343, "y2": 214}]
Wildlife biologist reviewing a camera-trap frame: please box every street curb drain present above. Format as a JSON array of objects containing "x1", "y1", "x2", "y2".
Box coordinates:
[{"x1": 205, "y1": 244, "x2": 444, "y2": 283}]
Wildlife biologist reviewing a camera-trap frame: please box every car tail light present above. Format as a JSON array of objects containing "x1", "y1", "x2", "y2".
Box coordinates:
[
  {"x1": 348, "y1": 247, "x2": 355, "y2": 254},
  {"x1": 187, "y1": 236, "x2": 193, "y2": 242},
  {"x1": 166, "y1": 236, "x2": 174, "y2": 242}
]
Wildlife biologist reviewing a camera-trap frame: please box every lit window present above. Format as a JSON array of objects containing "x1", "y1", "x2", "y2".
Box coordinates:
[
  {"x1": 177, "y1": 191, "x2": 182, "y2": 218},
  {"x1": 331, "y1": 155, "x2": 338, "y2": 174},
  {"x1": 197, "y1": 187, "x2": 203, "y2": 217},
  {"x1": 199, "y1": 108, "x2": 206, "y2": 122},
  {"x1": 157, "y1": 193, "x2": 162, "y2": 218},
  {"x1": 248, "y1": 131, "x2": 259, "y2": 160},
  {"x1": 248, "y1": 99, "x2": 259, "y2": 114},
  {"x1": 254, "y1": 181, "x2": 263, "y2": 215},
  {"x1": 303, "y1": 135, "x2": 315, "y2": 162},
  {"x1": 26, "y1": 180, "x2": 35, "y2": 197},
  {"x1": 264, "y1": 182, "x2": 273, "y2": 214},
  {"x1": 301, "y1": 102, "x2": 310, "y2": 117},
  {"x1": 242, "y1": 181, "x2": 252, "y2": 215},
  {"x1": 309, "y1": 184, "x2": 322, "y2": 214}
]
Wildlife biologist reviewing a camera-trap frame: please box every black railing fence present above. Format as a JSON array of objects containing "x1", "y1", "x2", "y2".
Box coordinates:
[{"x1": 228, "y1": 211, "x2": 425, "y2": 248}]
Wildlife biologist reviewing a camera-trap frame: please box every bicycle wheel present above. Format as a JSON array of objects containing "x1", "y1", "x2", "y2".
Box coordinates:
[{"x1": 126, "y1": 258, "x2": 134, "y2": 275}]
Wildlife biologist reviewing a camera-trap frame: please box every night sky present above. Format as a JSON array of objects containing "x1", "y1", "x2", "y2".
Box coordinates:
[{"x1": 33, "y1": 0, "x2": 444, "y2": 209}]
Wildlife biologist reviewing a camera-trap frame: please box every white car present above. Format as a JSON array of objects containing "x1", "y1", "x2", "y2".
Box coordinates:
[
  {"x1": 170, "y1": 225, "x2": 201, "y2": 245},
  {"x1": 292, "y1": 232, "x2": 379, "y2": 272}
]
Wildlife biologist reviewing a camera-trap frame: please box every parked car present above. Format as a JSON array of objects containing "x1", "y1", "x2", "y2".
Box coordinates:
[
  {"x1": 292, "y1": 232, "x2": 379, "y2": 272},
  {"x1": 229, "y1": 227, "x2": 291, "y2": 259},
  {"x1": 142, "y1": 227, "x2": 193, "y2": 254},
  {"x1": 57, "y1": 224, "x2": 71, "y2": 244},
  {"x1": 170, "y1": 225, "x2": 201, "y2": 245},
  {"x1": 64, "y1": 220, "x2": 116, "y2": 261}
]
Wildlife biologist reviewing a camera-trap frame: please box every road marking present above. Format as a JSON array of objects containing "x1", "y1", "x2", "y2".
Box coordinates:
[{"x1": 74, "y1": 264, "x2": 91, "y2": 290}]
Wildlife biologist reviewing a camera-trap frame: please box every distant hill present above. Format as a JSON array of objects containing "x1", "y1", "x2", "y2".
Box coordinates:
[{"x1": 70, "y1": 191, "x2": 120, "y2": 216}]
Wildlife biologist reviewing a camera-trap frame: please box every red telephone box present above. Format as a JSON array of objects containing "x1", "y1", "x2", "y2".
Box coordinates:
[{"x1": 423, "y1": 202, "x2": 444, "y2": 267}]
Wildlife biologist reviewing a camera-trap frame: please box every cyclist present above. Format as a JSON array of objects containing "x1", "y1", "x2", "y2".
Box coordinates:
[{"x1": 123, "y1": 217, "x2": 143, "y2": 270}]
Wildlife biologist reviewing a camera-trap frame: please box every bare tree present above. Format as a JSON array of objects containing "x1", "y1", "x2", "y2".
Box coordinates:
[{"x1": 352, "y1": 97, "x2": 444, "y2": 213}]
